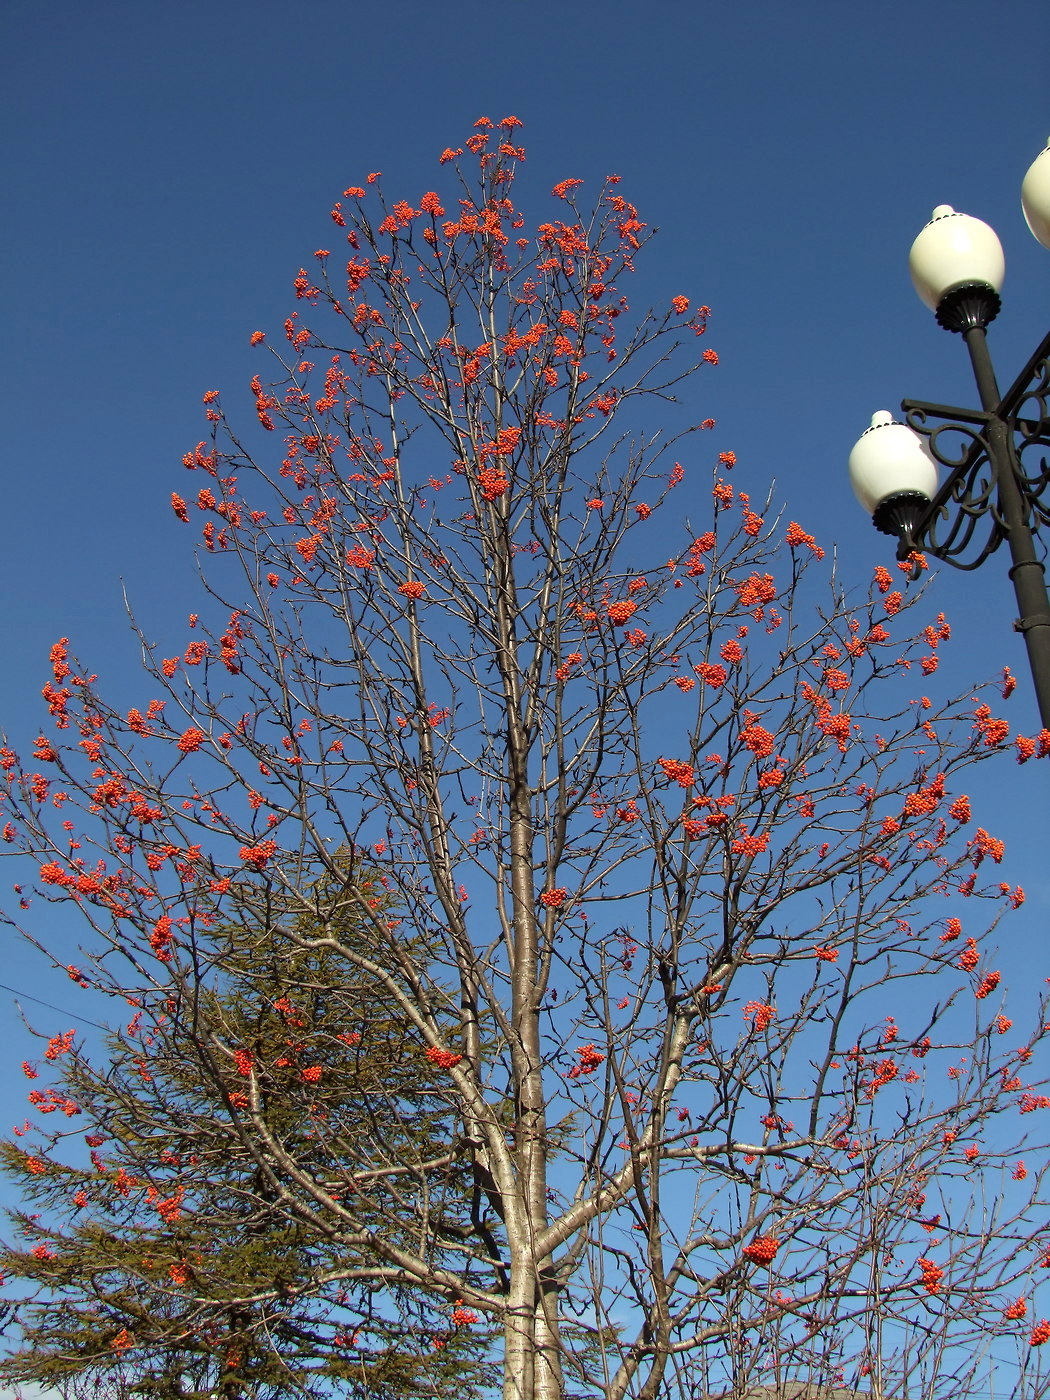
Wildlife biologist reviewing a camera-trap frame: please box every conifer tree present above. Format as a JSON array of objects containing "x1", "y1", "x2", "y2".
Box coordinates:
[{"x1": 0, "y1": 865, "x2": 498, "y2": 1397}]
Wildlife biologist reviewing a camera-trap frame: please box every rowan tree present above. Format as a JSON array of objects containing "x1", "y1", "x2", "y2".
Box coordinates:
[{"x1": 3, "y1": 116, "x2": 1050, "y2": 1400}]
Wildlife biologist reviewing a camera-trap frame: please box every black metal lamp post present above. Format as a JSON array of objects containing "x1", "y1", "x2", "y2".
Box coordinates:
[{"x1": 849, "y1": 139, "x2": 1050, "y2": 726}]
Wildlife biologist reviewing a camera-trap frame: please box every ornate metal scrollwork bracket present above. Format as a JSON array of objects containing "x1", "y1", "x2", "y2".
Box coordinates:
[{"x1": 897, "y1": 327, "x2": 1050, "y2": 580}]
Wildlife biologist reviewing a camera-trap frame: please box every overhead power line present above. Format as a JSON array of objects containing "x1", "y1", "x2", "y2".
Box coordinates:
[{"x1": 0, "y1": 981, "x2": 109, "y2": 1032}]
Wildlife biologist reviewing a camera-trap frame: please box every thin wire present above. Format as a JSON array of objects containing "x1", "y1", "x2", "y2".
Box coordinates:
[{"x1": 0, "y1": 982, "x2": 110, "y2": 1032}]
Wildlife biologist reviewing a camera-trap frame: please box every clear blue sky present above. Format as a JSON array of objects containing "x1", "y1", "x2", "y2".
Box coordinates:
[{"x1": 1, "y1": 0, "x2": 1048, "y2": 1352}]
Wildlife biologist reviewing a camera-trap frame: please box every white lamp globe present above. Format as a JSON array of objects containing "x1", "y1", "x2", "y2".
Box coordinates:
[
  {"x1": 908, "y1": 206, "x2": 1005, "y2": 312},
  {"x1": 848, "y1": 411, "x2": 938, "y2": 516},
  {"x1": 1022, "y1": 138, "x2": 1050, "y2": 250}
]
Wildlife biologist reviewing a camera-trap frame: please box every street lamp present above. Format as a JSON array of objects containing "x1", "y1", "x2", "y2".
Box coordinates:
[{"x1": 849, "y1": 139, "x2": 1050, "y2": 726}]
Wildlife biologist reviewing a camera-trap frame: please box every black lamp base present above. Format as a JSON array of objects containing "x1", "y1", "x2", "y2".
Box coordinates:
[
  {"x1": 872, "y1": 490, "x2": 930, "y2": 548},
  {"x1": 935, "y1": 282, "x2": 1001, "y2": 334}
]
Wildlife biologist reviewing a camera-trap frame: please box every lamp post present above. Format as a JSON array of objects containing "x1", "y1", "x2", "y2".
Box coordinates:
[{"x1": 849, "y1": 139, "x2": 1050, "y2": 726}]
